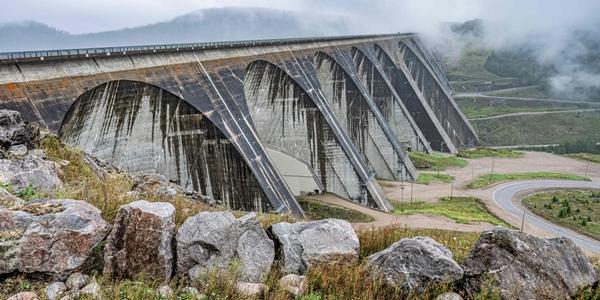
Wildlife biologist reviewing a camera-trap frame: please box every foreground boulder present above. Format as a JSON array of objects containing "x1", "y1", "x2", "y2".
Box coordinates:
[
  {"x1": 279, "y1": 274, "x2": 308, "y2": 297},
  {"x1": 0, "y1": 153, "x2": 62, "y2": 194},
  {"x1": 461, "y1": 226, "x2": 598, "y2": 299},
  {"x1": 177, "y1": 211, "x2": 274, "y2": 283},
  {"x1": 0, "y1": 109, "x2": 39, "y2": 154},
  {"x1": 269, "y1": 219, "x2": 359, "y2": 275},
  {"x1": 366, "y1": 236, "x2": 463, "y2": 293},
  {"x1": 103, "y1": 200, "x2": 176, "y2": 282},
  {"x1": 0, "y1": 187, "x2": 24, "y2": 208},
  {"x1": 0, "y1": 200, "x2": 109, "y2": 277}
]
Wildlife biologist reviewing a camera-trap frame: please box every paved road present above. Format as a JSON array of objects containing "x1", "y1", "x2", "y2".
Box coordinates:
[
  {"x1": 469, "y1": 108, "x2": 599, "y2": 121},
  {"x1": 492, "y1": 180, "x2": 600, "y2": 253}
]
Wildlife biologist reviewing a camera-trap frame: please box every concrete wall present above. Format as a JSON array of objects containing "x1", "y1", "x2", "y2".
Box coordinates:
[{"x1": 265, "y1": 148, "x2": 320, "y2": 196}]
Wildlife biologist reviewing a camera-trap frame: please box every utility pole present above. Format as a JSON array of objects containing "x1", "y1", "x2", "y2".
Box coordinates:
[
  {"x1": 450, "y1": 180, "x2": 454, "y2": 200},
  {"x1": 584, "y1": 161, "x2": 590, "y2": 180},
  {"x1": 489, "y1": 158, "x2": 496, "y2": 184},
  {"x1": 520, "y1": 210, "x2": 526, "y2": 232},
  {"x1": 410, "y1": 181, "x2": 414, "y2": 205}
]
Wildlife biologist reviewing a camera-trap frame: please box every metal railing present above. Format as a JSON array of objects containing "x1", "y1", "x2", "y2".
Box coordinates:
[{"x1": 0, "y1": 32, "x2": 414, "y2": 64}]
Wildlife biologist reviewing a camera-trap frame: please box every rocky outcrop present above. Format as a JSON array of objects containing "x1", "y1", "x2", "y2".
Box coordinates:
[
  {"x1": 268, "y1": 219, "x2": 359, "y2": 275},
  {"x1": 0, "y1": 187, "x2": 24, "y2": 208},
  {"x1": 0, "y1": 109, "x2": 39, "y2": 156},
  {"x1": 176, "y1": 211, "x2": 274, "y2": 283},
  {"x1": 0, "y1": 199, "x2": 109, "y2": 277},
  {"x1": 131, "y1": 174, "x2": 219, "y2": 207},
  {"x1": 103, "y1": 200, "x2": 176, "y2": 282},
  {"x1": 6, "y1": 292, "x2": 39, "y2": 300},
  {"x1": 461, "y1": 226, "x2": 598, "y2": 299},
  {"x1": 0, "y1": 153, "x2": 62, "y2": 194},
  {"x1": 366, "y1": 236, "x2": 463, "y2": 293},
  {"x1": 279, "y1": 274, "x2": 307, "y2": 297},
  {"x1": 46, "y1": 282, "x2": 67, "y2": 300}
]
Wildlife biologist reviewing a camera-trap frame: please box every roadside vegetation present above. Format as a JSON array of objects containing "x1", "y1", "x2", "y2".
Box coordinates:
[
  {"x1": 393, "y1": 196, "x2": 509, "y2": 227},
  {"x1": 465, "y1": 172, "x2": 589, "y2": 189},
  {"x1": 298, "y1": 197, "x2": 374, "y2": 223},
  {"x1": 408, "y1": 151, "x2": 467, "y2": 171},
  {"x1": 565, "y1": 153, "x2": 600, "y2": 164},
  {"x1": 523, "y1": 190, "x2": 600, "y2": 240},
  {"x1": 416, "y1": 172, "x2": 455, "y2": 185},
  {"x1": 458, "y1": 147, "x2": 523, "y2": 159},
  {"x1": 455, "y1": 97, "x2": 590, "y2": 119},
  {"x1": 487, "y1": 85, "x2": 550, "y2": 98}
]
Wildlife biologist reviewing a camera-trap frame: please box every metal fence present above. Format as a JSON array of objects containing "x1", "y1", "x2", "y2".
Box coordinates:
[{"x1": 0, "y1": 32, "x2": 414, "y2": 64}]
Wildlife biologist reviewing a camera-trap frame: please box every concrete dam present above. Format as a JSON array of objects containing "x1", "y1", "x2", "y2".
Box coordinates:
[{"x1": 0, "y1": 33, "x2": 479, "y2": 217}]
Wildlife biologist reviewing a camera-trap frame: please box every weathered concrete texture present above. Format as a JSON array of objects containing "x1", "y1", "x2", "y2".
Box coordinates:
[
  {"x1": 373, "y1": 43, "x2": 455, "y2": 152},
  {"x1": 244, "y1": 58, "x2": 390, "y2": 211},
  {"x1": 350, "y1": 46, "x2": 431, "y2": 154},
  {"x1": 314, "y1": 49, "x2": 417, "y2": 182},
  {"x1": 60, "y1": 80, "x2": 270, "y2": 212},
  {"x1": 395, "y1": 40, "x2": 478, "y2": 149}
]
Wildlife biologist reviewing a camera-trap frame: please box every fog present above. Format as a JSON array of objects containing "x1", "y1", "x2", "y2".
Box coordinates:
[{"x1": 3, "y1": 0, "x2": 600, "y2": 99}]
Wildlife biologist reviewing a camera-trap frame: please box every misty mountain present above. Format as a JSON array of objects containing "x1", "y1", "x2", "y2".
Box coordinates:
[{"x1": 0, "y1": 7, "x2": 352, "y2": 52}]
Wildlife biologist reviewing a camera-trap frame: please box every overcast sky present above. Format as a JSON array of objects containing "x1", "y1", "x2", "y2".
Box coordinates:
[{"x1": 3, "y1": 0, "x2": 598, "y2": 35}]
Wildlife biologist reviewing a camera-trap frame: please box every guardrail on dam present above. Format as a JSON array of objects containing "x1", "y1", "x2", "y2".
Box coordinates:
[{"x1": 0, "y1": 33, "x2": 479, "y2": 217}]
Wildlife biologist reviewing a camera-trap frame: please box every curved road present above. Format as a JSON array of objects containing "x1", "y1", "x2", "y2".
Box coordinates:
[{"x1": 492, "y1": 180, "x2": 600, "y2": 253}]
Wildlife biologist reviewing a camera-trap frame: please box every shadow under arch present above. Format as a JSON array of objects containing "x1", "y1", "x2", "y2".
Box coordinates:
[
  {"x1": 59, "y1": 79, "x2": 275, "y2": 212},
  {"x1": 372, "y1": 43, "x2": 455, "y2": 152},
  {"x1": 243, "y1": 59, "x2": 388, "y2": 210},
  {"x1": 349, "y1": 46, "x2": 431, "y2": 154}
]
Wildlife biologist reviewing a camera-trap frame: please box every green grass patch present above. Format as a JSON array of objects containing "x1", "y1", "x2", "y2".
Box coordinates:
[
  {"x1": 565, "y1": 153, "x2": 600, "y2": 164},
  {"x1": 487, "y1": 86, "x2": 550, "y2": 98},
  {"x1": 298, "y1": 198, "x2": 374, "y2": 223},
  {"x1": 393, "y1": 196, "x2": 509, "y2": 226},
  {"x1": 523, "y1": 190, "x2": 600, "y2": 240},
  {"x1": 471, "y1": 110, "x2": 600, "y2": 147},
  {"x1": 417, "y1": 172, "x2": 455, "y2": 185},
  {"x1": 466, "y1": 172, "x2": 589, "y2": 189},
  {"x1": 408, "y1": 151, "x2": 467, "y2": 170},
  {"x1": 458, "y1": 147, "x2": 524, "y2": 159},
  {"x1": 455, "y1": 96, "x2": 591, "y2": 119}
]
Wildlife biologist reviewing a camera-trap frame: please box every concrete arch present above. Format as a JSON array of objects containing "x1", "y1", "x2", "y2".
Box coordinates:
[
  {"x1": 397, "y1": 41, "x2": 479, "y2": 148},
  {"x1": 59, "y1": 80, "x2": 281, "y2": 213},
  {"x1": 373, "y1": 43, "x2": 456, "y2": 152},
  {"x1": 244, "y1": 59, "x2": 391, "y2": 211},
  {"x1": 313, "y1": 50, "x2": 414, "y2": 181},
  {"x1": 350, "y1": 46, "x2": 431, "y2": 153}
]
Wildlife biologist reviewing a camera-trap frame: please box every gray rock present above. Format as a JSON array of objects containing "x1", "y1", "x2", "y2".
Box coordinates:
[
  {"x1": 9, "y1": 144, "x2": 28, "y2": 157},
  {"x1": 0, "y1": 187, "x2": 24, "y2": 208},
  {"x1": 279, "y1": 274, "x2": 307, "y2": 297},
  {"x1": 79, "y1": 281, "x2": 101, "y2": 299},
  {"x1": 0, "y1": 153, "x2": 61, "y2": 194},
  {"x1": 103, "y1": 200, "x2": 176, "y2": 282},
  {"x1": 65, "y1": 272, "x2": 90, "y2": 291},
  {"x1": 156, "y1": 284, "x2": 173, "y2": 299},
  {"x1": 0, "y1": 110, "x2": 39, "y2": 152},
  {"x1": 46, "y1": 282, "x2": 67, "y2": 300},
  {"x1": 436, "y1": 292, "x2": 463, "y2": 300},
  {"x1": 461, "y1": 226, "x2": 598, "y2": 299},
  {"x1": 235, "y1": 282, "x2": 266, "y2": 297},
  {"x1": 0, "y1": 199, "x2": 110, "y2": 277},
  {"x1": 366, "y1": 236, "x2": 463, "y2": 293},
  {"x1": 6, "y1": 292, "x2": 39, "y2": 300},
  {"x1": 269, "y1": 219, "x2": 359, "y2": 274},
  {"x1": 177, "y1": 212, "x2": 274, "y2": 283}
]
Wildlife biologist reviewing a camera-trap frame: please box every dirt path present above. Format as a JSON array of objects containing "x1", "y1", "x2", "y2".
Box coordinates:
[{"x1": 311, "y1": 151, "x2": 600, "y2": 234}]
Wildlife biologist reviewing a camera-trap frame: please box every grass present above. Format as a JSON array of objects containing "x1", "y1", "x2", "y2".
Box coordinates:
[
  {"x1": 523, "y1": 190, "x2": 600, "y2": 240},
  {"x1": 455, "y1": 96, "x2": 592, "y2": 119},
  {"x1": 408, "y1": 151, "x2": 467, "y2": 171},
  {"x1": 458, "y1": 147, "x2": 524, "y2": 159},
  {"x1": 298, "y1": 197, "x2": 374, "y2": 223},
  {"x1": 417, "y1": 172, "x2": 455, "y2": 185},
  {"x1": 565, "y1": 153, "x2": 600, "y2": 164},
  {"x1": 487, "y1": 85, "x2": 550, "y2": 98},
  {"x1": 465, "y1": 172, "x2": 589, "y2": 189},
  {"x1": 471, "y1": 110, "x2": 600, "y2": 147},
  {"x1": 393, "y1": 196, "x2": 510, "y2": 227}
]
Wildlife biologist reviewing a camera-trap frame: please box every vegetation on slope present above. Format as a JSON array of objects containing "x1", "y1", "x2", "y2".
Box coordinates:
[
  {"x1": 465, "y1": 172, "x2": 589, "y2": 189},
  {"x1": 408, "y1": 151, "x2": 467, "y2": 170},
  {"x1": 523, "y1": 190, "x2": 600, "y2": 240},
  {"x1": 298, "y1": 197, "x2": 374, "y2": 223},
  {"x1": 487, "y1": 85, "x2": 550, "y2": 98},
  {"x1": 471, "y1": 111, "x2": 600, "y2": 146},
  {"x1": 458, "y1": 147, "x2": 523, "y2": 159},
  {"x1": 455, "y1": 96, "x2": 592, "y2": 119},
  {"x1": 417, "y1": 172, "x2": 455, "y2": 185},
  {"x1": 565, "y1": 153, "x2": 600, "y2": 164},
  {"x1": 393, "y1": 197, "x2": 509, "y2": 226}
]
